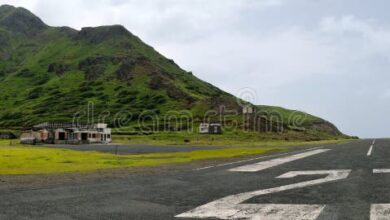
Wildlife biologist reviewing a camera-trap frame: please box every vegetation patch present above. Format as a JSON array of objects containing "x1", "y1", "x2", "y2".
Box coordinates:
[
  {"x1": 0, "y1": 5, "x2": 349, "y2": 139},
  {"x1": 0, "y1": 140, "x2": 286, "y2": 175},
  {"x1": 113, "y1": 132, "x2": 351, "y2": 147}
]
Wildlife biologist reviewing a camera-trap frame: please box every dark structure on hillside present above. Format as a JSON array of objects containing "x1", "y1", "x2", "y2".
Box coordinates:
[{"x1": 199, "y1": 123, "x2": 223, "y2": 134}]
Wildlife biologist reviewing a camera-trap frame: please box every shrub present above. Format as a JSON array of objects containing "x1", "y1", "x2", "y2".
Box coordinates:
[
  {"x1": 47, "y1": 63, "x2": 69, "y2": 75},
  {"x1": 17, "y1": 68, "x2": 34, "y2": 77},
  {"x1": 31, "y1": 75, "x2": 50, "y2": 85},
  {"x1": 27, "y1": 87, "x2": 43, "y2": 99}
]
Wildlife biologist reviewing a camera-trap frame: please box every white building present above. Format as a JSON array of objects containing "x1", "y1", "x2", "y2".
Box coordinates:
[
  {"x1": 20, "y1": 122, "x2": 112, "y2": 145},
  {"x1": 199, "y1": 123, "x2": 222, "y2": 134}
]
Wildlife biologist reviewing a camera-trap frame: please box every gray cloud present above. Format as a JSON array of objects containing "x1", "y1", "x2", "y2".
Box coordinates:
[{"x1": 1, "y1": 0, "x2": 390, "y2": 138}]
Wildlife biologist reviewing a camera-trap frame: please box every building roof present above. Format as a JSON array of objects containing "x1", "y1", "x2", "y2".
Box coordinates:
[{"x1": 33, "y1": 122, "x2": 104, "y2": 129}]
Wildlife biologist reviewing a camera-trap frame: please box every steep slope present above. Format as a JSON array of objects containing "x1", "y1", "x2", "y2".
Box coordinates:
[
  {"x1": 0, "y1": 5, "x2": 345, "y2": 139},
  {"x1": 0, "y1": 5, "x2": 232, "y2": 126},
  {"x1": 257, "y1": 105, "x2": 343, "y2": 138}
]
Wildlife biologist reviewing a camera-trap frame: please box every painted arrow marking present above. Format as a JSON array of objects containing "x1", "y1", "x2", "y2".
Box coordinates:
[
  {"x1": 371, "y1": 204, "x2": 390, "y2": 220},
  {"x1": 176, "y1": 170, "x2": 351, "y2": 219}
]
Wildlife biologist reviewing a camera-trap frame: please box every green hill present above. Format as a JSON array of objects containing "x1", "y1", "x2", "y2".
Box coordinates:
[
  {"x1": 256, "y1": 105, "x2": 343, "y2": 138},
  {"x1": 0, "y1": 5, "x2": 346, "y2": 139}
]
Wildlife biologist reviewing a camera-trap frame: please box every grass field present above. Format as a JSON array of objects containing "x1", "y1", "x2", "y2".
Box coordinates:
[
  {"x1": 113, "y1": 131, "x2": 350, "y2": 147},
  {"x1": 0, "y1": 137, "x2": 350, "y2": 175}
]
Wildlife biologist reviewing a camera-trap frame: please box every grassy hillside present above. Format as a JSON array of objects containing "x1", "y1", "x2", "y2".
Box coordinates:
[
  {"x1": 256, "y1": 105, "x2": 344, "y2": 138},
  {"x1": 0, "y1": 5, "x2": 232, "y2": 126},
  {"x1": 0, "y1": 5, "x2": 347, "y2": 140}
]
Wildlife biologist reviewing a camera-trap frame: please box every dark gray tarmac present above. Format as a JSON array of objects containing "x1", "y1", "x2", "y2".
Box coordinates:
[
  {"x1": 41, "y1": 143, "x2": 224, "y2": 154},
  {"x1": 0, "y1": 139, "x2": 388, "y2": 220}
]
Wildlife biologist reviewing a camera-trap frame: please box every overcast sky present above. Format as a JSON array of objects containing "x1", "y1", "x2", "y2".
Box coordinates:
[{"x1": 2, "y1": 0, "x2": 390, "y2": 138}]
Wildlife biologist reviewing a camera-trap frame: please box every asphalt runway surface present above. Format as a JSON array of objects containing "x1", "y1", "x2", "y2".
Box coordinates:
[
  {"x1": 1, "y1": 139, "x2": 389, "y2": 219},
  {"x1": 43, "y1": 143, "x2": 224, "y2": 154}
]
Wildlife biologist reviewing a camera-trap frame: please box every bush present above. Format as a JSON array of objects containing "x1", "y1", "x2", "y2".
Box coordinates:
[
  {"x1": 152, "y1": 95, "x2": 167, "y2": 104},
  {"x1": 0, "y1": 111, "x2": 23, "y2": 120},
  {"x1": 47, "y1": 63, "x2": 69, "y2": 75},
  {"x1": 27, "y1": 87, "x2": 43, "y2": 99},
  {"x1": 17, "y1": 68, "x2": 34, "y2": 77},
  {"x1": 80, "y1": 91, "x2": 96, "y2": 98},
  {"x1": 114, "y1": 86, "x2": 123, "y2": 91},
  {"x1": 31, "y1": 75, "x2": 50, "y2": 85},
  {"x1": 115, "y1": 59, "x2": 136, "y2": 82},
  {"x1": 79, "y1": 57, "x2": 109, "y2": 81},
  {"x1": 117, "y1": 96, "x2": 137, "y2": 105}
]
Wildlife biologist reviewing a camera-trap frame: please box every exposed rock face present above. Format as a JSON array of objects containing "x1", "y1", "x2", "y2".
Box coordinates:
[
  {"x1": 48, "y1": 63, "x2": 69, "y2": 76},
  {"x1": 77, "y1": 25, "x2": 133, "y2": 44},
  {"x1": 308, "y1": 121, "x2": 343, "y2": 136}
]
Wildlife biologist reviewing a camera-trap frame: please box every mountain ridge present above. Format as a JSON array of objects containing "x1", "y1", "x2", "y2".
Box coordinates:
[
  {"x1": 0, "y1": 4, "x2": 347, "y2": 139},
  {"x1": 0, "y1": 5, "x2": 47, "y2": 35}
]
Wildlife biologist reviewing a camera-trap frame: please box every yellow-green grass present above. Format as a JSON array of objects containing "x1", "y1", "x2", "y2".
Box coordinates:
[
  {"x1": 0, "y1": 142, "x2": 275, "y2": 175},
  {"x1": 113, "y1": 131, "x2": 351, "y2": 147},
  {"x1": 0, "y1": 138, "x2": 350, "y2": 175}
]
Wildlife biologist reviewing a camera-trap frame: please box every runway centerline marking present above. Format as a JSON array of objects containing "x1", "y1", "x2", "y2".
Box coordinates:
[
  {"x1": 367, "y1": 145, "x2": 374, "y2": 156},
  {"x1": 367, "y1": 139, "x2": 375, "y2": 156},
  {"x1": 193, "y1": 147, "x2": 323, "y2": 171},
  {"x1": 229, "y1": 149, "x2": 330, "y2": 172}
]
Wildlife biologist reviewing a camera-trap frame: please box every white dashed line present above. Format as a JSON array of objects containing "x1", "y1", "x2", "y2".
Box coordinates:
[
  {"x1": 367, "y1": 140, "x2": 376, "y2": 156},
  {"x1": 367, "y1": 145, "x2": 374, "y2": 156},
  {"x1": 193, "y1": 147, "x2": 323, "y2": 171},
  {"x1": 373, "y1": 169, "x2": 390, "y2": 174},
  {"x1": 229, "y1": 149, "x2": 330, "y2": 172}
]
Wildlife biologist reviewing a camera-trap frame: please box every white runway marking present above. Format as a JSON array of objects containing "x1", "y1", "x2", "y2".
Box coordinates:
[
  {"x1": 229, "y1": 149, "x2": 330, "y2": 172},
  {"x1": 176, "y1": 170, "x2": 351, "y2": 219},
  {"x1": 193, "y1": 147, "x2": 323, "y2": 171},
  {"x1": 373, "y1": 169, "x2": 390, "y2": 174},
  {"x1": 371, "y1": 170, "x2": 390, "y2": 219},
  {"x1": 370, "y1": 204, "x2": 390, "y2": 220},
  {"x1": 367, "y1": 140, "x2": 376, "y2": 156},
  {"x1": 367, "y1": 145, "x2": 374, "y2": 156}
]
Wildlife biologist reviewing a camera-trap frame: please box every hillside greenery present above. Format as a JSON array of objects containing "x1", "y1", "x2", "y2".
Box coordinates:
[{"x1": 0, "y1": 5, "x2": 348, "y2": 140}]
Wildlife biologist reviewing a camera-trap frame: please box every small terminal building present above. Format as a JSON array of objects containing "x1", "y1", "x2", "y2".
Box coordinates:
[
  {"x1": 20, "y1": 122, "x2": 112, "y2": 145},
  {"x1": 199, "y1": 123, "x2": 223, "y2": 134}
]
